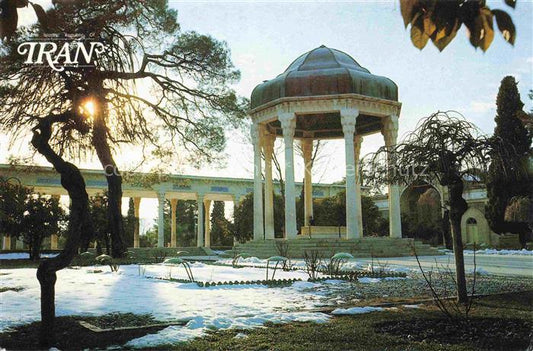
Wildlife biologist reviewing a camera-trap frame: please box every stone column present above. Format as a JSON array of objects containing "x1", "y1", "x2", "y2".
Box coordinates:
[
  {"x1": 251, "y1": 123, "x2": 264, "y2": 241},
  {"x1": 263, "y1": 133, "x2": 276, "y2": 239},
  {"x1": 354, "y1": 135, "x2": 364, "y2": 236},
  {"x1": 170, "y1": 199, "x2": 178, "y2": 248},
  {"x1": 2, "y1": 235, "x2": 11, "y2": 251},
  {"x1": 301, "y1": 138, "x2": 314, "y2": 227},
  {"x1": 157, "y1": 191, "x2": 166, "y2": 247},
  {"x1": 204, "y1": 199, "x2": 212, "y2": 248},
  {"x1": 279, "y1": 111, "x2": 297, "y2": 239},
  {"x1": 233, "y1": 195, "x2": 240, "y2": 245},
  {"x1": 197, "y1": 194, "x2": 204, "y2": 247},
  {"x1": 133, "y1": 197, "x2": 141, "y2": 248},
  {"x1": 341, "y1": 109, "x2": 361, "y2": 239},
  {"x1": 382, "y1": 115, "x2": 402, "y2": 238},
  {"x1": 50, "y1": 195, "x2": 60, "y2": 249}
]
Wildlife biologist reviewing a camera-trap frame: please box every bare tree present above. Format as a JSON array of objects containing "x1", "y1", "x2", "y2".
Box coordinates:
[{"x1": 362, "y1": 111, "x2": 512, "y2": 303}]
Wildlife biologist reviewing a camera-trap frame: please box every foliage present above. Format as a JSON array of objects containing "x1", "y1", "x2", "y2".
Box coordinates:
[
  {"x1": 485, "y1": 76, "x2": 532, "y2": 247},
  {"x1": 89, "y1": 194, "x2": 110, "y2": 254},
  {"x1": 0, "y1": 178, "x2": 31, "y2": 245},
  {"x1": 20, "y1": 194, "x2": 65, "y2": 260},
  {"x1": 210, "y1": 201, "x2": 232, "y2": 246},
  {"x1": 310, "y1": 190, "x2": 387, "y2": 236},
  {"x1": 233, "y1": 193, "x2": 285, "y2": 242},
  {"x1": 0, "y1": 180, "x2": 64, "y2": 259},
  {"x1": 401, "y1": 0, "x2": 517, "y2": 52},
  {"x1": 123, "y1": 198, "x2": 136, "y2": 248}
]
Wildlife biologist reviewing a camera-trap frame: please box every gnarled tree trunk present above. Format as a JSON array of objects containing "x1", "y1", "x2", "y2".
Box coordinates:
[
  {"x1": 31, "y1": 115, "x2": 93, "y2": 347},
  {"x1": 91, "y1": 91, "x2": 127, "y2": 258}
]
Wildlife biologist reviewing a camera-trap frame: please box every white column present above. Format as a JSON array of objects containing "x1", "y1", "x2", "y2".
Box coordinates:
[
  {"x1": 204, "y1": 199, "x2": 212, "y2": 248},
  {"x1": 382, "y1": 115, "x2": 402, "y2": 238},
  {"x1": 133, "y1": 197, "x2": 141, "y2": 248},
  {"x1": 157, "y1": 191, "x2": 166, "y2": 247},
  {"x1": 2, "y1": 235, "x2": 11, "y2": 251},
  {"x1": 251, "y1": 123, "x2": 264, "y2": 241},
  {"x1": 170, "y1": 199, "x2": 177, "y2": 247},
  {"x1": 263, "y1": 133, "x2": 275, "y2": 239},
  {"x1": 197, "y1": 194, "x2": 204, "y2": 247},
  {"x1": 341, "y1": 109, "x2": 361, "y2": 239},
  {"x1": 301, "y1": 139, "x2": 314, "y2": 226},
  {"x1": 279, "y1": 111, "x2": 297, "y2": 239},
  {"x1": 354, "y1": 135, "x2": 364, "y2": 236}
]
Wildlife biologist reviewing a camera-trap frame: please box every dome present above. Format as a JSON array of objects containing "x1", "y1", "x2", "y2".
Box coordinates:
[{"x1": 250, "y1": 45, "x2": 398, "y2": 109}]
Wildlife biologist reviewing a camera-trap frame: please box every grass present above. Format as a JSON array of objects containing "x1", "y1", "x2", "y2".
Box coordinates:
[
  {"x1": 146, "y1": 291, "x2": 533, "y2": 351},
  {"x1": 0, "y1": 289, "x2": 531, "y2": 350}
]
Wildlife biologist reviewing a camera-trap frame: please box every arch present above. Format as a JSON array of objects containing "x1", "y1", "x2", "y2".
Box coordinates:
[{"x1": 460, "y1": 207, "x2": 491, "y2": 245}]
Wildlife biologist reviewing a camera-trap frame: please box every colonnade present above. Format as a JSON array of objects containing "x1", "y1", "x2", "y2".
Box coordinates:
[{"x1": 250, "y1": 110, "x2": 402, "y2": 240}]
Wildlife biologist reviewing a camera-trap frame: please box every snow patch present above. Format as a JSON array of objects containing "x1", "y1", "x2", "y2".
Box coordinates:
[{"x1": 331, "y1": 306, "x2": 384, "y2": 315}]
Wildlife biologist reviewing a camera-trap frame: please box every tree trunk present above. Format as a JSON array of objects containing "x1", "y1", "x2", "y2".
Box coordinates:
[
  {"x1": 442, "y1": 209, "x2": 453, "y2": 249},
  {"x1": 447, "y1": 177, "x2": 469, "y2": 304},
  {"x1": 31, "y1": 115, "x2": 93, "y2": 347},
  {"x1": 30, "y1": 235, "x2": 42, "y2": 261},
  {"x1": 91, "y1": 93, "x2": 127, "y2": 258}
]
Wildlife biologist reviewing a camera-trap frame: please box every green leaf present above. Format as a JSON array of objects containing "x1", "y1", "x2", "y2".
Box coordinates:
[
  {"x1": 504, "y1": 0, "x2": 516, "y2": 9},
  {"x1": 492, "y1": 9, "x2": 516, "y2": 45}
]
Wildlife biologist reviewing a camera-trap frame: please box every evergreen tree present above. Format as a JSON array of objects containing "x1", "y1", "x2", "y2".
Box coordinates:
[
  {"x1": 21, "y1": 195, "x2": 65, "y2": 261},
  {"x1": 123, "y1": 198, "x2": 136, "y2": 248},
  {"x1": 210, "y1": 201, "x2": 232, "y2": 246},
  {"x1": 485, "y1": 76, "x2": 532, "y2": 246}
]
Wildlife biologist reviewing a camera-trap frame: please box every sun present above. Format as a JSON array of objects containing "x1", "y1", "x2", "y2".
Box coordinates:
[{"x1": 79, "y1": 98, "x2": 97, "y2": 119}]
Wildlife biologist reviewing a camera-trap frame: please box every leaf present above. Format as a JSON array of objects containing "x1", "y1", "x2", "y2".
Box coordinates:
[
  {"x1": 465, "y1": 7, "x2": 494, "y2": 51},
  {"x1": 400, "y1": 0, "x2": 419, "y2": 28},
  {"x1": 432, "y1": 20, "x2": 461, "y2": 51},
  {"x1": 504, "y1": 0, "x2": 516, "y2": 9},
  {"x1": 31, "y1": 3, "x2": 48, "y2": 31},
  {"x1": 423, "y1": 14, "x2": 437, "y2": 36},
  {"x1": 492, "y1": 9, "x2": 516, "y2": 45},
  {"x1": 410, "y1": 13, "x2": 430, "y2": 50}
]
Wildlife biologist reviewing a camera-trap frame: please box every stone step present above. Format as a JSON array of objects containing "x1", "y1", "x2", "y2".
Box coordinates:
[{"x1": 232, "y1": 238, "x2": 442, "y2": 259}]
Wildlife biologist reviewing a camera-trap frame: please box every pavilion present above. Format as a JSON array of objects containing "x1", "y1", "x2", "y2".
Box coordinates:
[{"x1": 248, "y1": 45, "x2": 403, "y2": 240}]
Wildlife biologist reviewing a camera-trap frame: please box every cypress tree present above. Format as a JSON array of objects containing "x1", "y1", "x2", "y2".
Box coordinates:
[{"x1": 485, "y1": 76, "x2": 532, "y2": 246}]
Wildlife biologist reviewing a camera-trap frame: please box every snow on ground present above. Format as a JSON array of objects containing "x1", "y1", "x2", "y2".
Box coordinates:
[
  {"x1": 0, "y1": 252, "x2": 58, "y2": 260},
  {"x1": 0, "y1": 263, "x2": 332, "y2": 348},
  {"x1": 331, "y1": 306, "x2": 384, "y2": 315},
  {"x1": 462, "y1": 248, "x2": 533, "y2": 256}
]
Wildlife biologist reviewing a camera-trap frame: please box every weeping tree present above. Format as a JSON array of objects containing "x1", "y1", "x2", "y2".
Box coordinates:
[
  {"x1": 1, "y1": 0, "x2": 244, "y2": 346},
  {"x1": 0, "y1": 0, "x2": 246, "y2": 258},
  {"x1": 362, "y1": 111, "x2": 512, "y2": 303}
]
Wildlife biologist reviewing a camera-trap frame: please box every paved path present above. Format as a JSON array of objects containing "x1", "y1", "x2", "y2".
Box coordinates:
[{"x1": 357, "y1": 253, "x2": 533, "y2": 277}]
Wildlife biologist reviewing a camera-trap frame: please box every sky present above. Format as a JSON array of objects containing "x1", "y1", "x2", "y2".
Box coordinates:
[{"x1": 1, "y1": 0, "x2": 532, "y2": 223}]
